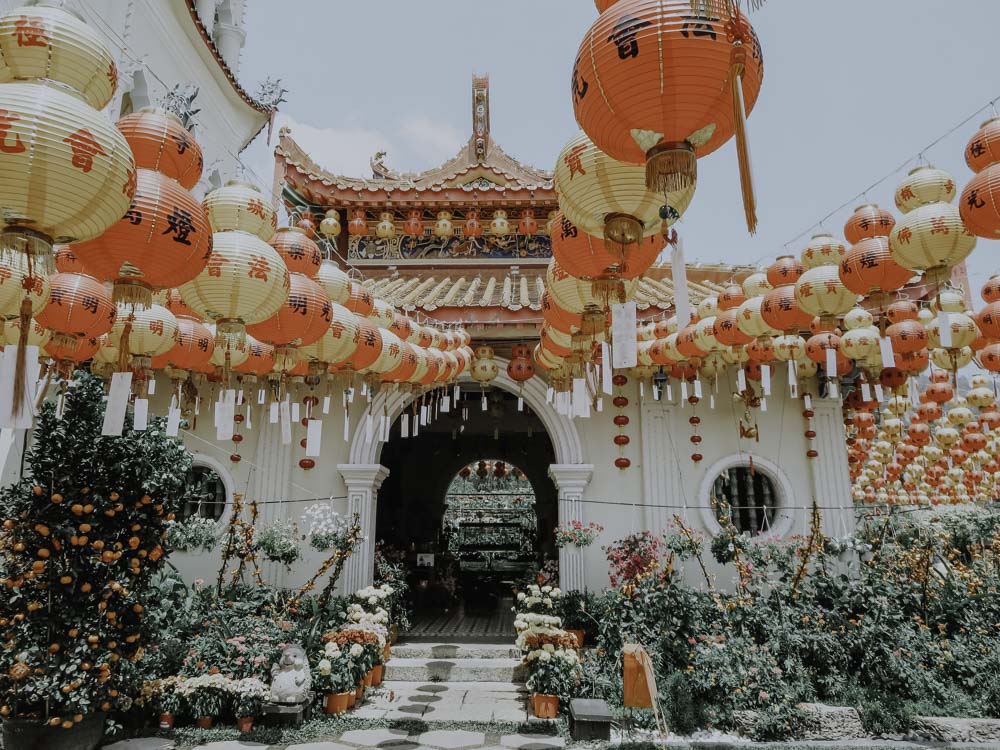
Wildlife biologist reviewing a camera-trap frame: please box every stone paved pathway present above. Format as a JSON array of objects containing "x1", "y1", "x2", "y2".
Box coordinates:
[{"x1": 106, "y1": 725, "x2": 568, "y2": 750}]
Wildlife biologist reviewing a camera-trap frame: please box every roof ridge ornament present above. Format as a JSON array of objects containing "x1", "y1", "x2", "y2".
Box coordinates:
[{"x1": 471, "y1": 74, "x2": 490, "y2": 164}]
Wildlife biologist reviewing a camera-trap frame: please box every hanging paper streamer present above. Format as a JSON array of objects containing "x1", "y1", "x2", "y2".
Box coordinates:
[
  {"x1": 291, "y1": 401, "x2": 300, "y2": 423},
  {"x1": 601, "y1": 342, "x2": 613, "y2": 395},
  {"x1": 441, "y1": 395, "x2": 451, "y2": 412},
  {"x1": 246, "y1": 402, "x2": 252, "y2": 430},
  {"x1": 258, "y1": 389, "x2": 265, "y2": 405},
  {"x1": 0, "y1": 346, "x2": 39, "y2": 430},
  {"x1": 420, "y1": 403, "x2": 428, "y2": 426},
  {"x1": 401, "y1": 414, "x2": 410, "y2": 438},
  {"x1": 133, "y1": 398, "x2": 148, "y2": 432},
  {"x1": 825, "y1": 347, "x2": 837, "y2": 378},
  {"x1": 101, "y1": 372, "x2": 133, "y2": 436},
  {"x1": 236, "y1": 389, "x2": 243, "y2": 406},
  {"x1": 147, "y1": 378, "x2": 156, "y2": 395},
  {"x1": 413, "y1": 413, "x2": 420, "y2": 436},
  {"x1": 671, "y1": 238, "x2": 692, "y2": 328},
  {"x1": 216, "y1": 389, "x2": 236, "y2": 441},
  {"x1": 938, "y1": 311, "x2": 953, "y2": 349},
  {"x1": 481, "y1": 394, "x2": 487, "y2": 411},
  {"x1": 760, "y1": 365, "x2": 771, "y2": 396},
  {"x1": 596, "y1": 397, "x2": 603, "y2": 412},
  {"x1": 280, "y1": 399, "x2": 292, "y2": 444},
  {"x1": 453, "y1": 385, "x2": 460, "y2": 401},
  {"x1": 788, "y1": 361, "x2": 798, "y2": 398},
  {"x1": 879, "y1": 336, "x2": 896, "y2": 368},
  {"x1": 639, "y1": 381, "x2": 645, "y2": 399},
  {"x1": 761, "y1": 397, "x2": 767, "y2": 412},
  {"x1": 322, "y1": 395, "x2": 331, "y2": 414},
  {"x1": 861, "y1": 382, "x2": 872, "y2": 401},
  {"x1": 611, "y1": 301, "x2": 638, "y2": 368},
  {"x1": 194, "y1": 396, "x2": 200, "y2": 415},
  {"x1": 874, "y1": 383, "x2": 884, "y2": 402},
  {"x1": 694, "y1": 378, "x2": 703, "y2": 399},
  {"x1": 546, "y1": 386, "x2": 554, "y2": 403},
  {"x1": 305, "y1": 419, "x2": 322, "y2": 456},
  {"x1": 517, "y1": 396, "x2": 524, "y2": 411},
  {"x1": 166, "y1": 407, "x2": 181, "y2": 437},
  {"x1": 572, "y1": 377, "x2": 589, "y2": 418},
  {"x1": 269, "y1": 401, "x2": 279, "y2": 423},
  {"x1": 666, "y1": 382, "x2": 673, "y2": 401},
  {"x1": 343, "y1": 409, "x2": 350, "y2": 441}
]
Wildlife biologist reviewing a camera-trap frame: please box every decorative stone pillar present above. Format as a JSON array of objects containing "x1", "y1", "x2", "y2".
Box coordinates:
[
  {"x1": 547, "y1": 464, "x2": 593, "y2": 592},
  {"x1": 809, "y1": 397, "x2": 856, "y2": 538},
  {"x1": 337, "y1": 464, "x2": 390, "y2": 594}
]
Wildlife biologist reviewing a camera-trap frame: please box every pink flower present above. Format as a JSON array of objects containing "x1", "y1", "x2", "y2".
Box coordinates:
[{"x1": 758, "y1": 691, "x2": 770, "y2": 702}]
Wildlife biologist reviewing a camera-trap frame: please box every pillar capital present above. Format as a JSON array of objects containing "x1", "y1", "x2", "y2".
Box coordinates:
[
  {"x1": 337, "y1": 464, "x2": 390, "y2": 493},
  {"x1": 548, "y1": 464, "x2": 593, "y2": 496}
]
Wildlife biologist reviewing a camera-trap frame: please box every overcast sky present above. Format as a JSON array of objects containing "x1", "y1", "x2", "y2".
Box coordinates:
[{"x1": 240, "y1": 1, "x2": 1000, "y2": 295}]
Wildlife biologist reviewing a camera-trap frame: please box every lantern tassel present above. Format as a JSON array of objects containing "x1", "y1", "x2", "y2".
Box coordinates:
[
  {"x1": 729, "y1": 44, "x2": 758, "y2": 234},
  {"x1": 117, "y1": 318, "x2": 133, "y2": 373},
  {"x1": 11, "y1": 296, "x2": 32, "y2": 418}
]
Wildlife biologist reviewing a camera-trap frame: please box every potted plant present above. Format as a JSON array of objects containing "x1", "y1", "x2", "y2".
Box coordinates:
[
  {"x1": 256, "y1": 519, "x2": 301, "y2": 567},
  {"x1": 557, "y1": 590, "x2": 596, "y2": 648},
  {"x1": 0, "y1": 374, "x2": 193, "y2": 750},
  {"x1": 525, "y1": 648, "x2": 581, "y2": 719},
  {"x1": 177, "y1": 673, "x2": 232, "y2": 729},
  {"x1": 554, "y1": 521, "x2": 603, "y2": 550},
  {"x1": 232, "y1": 677, "x2": 267, "y2": 733},
  {"x1": 154, "y1": 677, "x2": 184, "y2": 730},
  {"x1": 313, "y1": 642, "x2": 355, "y2": 714}
]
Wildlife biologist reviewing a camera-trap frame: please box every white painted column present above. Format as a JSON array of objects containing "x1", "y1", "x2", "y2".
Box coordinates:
[
  {"x1": 548, "y1": 464, "x2": 593, "y2": 592},
  {"x1": 809, "y1": 398, "x2": 856, "y2": 538},
  {"x1": 246, "y1": 418, "x2": 292, "y2": 588},
  {"x1": 337, "y1": 464, "x2": 390, "y2": 594},
  {"x1": 639, "y1": 399, "x2": 686, "y2": 534}
]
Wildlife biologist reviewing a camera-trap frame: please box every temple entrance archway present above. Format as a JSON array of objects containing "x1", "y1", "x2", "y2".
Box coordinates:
[{"x1": 338, "y1": 358, "x2": 592, "y2": 613}]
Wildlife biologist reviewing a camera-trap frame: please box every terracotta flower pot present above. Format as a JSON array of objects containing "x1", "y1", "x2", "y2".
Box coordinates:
[
  {"x1": 347, "y1": 689, "x2": 357, "y2": 708},
  {"x1": 568, "y1": 629, "x2": 585, "y2": 648},
  {"x1": 324, "y1": 691, "x2": 351, "y2": 714},
  {"x1": 389, "y1": 624, "x2": 399, "y2": 644},
  {"x1": 363, "y1": 670, "x2": 373, "y2": 688},
  {"x1": 355, "y1": 684, "x2": 365, "y2": 704},
  {"x1": 236, "y1": 716, "x2": 254, "y2": 733},
  {"x1": 372, "y1": 663, "x2": 384, "y2": 686},
  {"x1": 158, "y1": 712, "x2": 174, "y2": 730},
  {"x1": 532, "y1": 693, "x2": 559, "y2": 719},
  {"x1": 195, "y1": 715, "x2": 214, "y2": 729},
  {"x1": 383, "y1": 643, "x2": 391, "y2": 661}
]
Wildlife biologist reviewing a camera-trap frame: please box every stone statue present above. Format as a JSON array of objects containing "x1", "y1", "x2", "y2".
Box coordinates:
[{"x1": 269, "y1": 645, "x2": 311, "y2": 703}]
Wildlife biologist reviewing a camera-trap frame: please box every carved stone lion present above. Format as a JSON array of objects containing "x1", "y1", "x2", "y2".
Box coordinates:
[{"x1": 269, "y1": 644, "x2": 311, "y2": 703}]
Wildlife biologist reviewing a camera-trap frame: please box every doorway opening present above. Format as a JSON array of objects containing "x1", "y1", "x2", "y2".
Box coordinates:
[{"x1": 374, "y1": 386, "x2": 557, "y2": 641}]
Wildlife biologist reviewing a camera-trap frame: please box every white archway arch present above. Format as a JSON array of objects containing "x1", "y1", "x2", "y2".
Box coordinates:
[
  {"x1": 338, "y1": 356, "x2": 593, "y2": 593},
  {"x1": 348, "y1": 356, "x2": 584, "y2": 466}
]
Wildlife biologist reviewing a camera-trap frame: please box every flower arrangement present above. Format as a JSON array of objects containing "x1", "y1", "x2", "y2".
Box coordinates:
[
  {"x1": 166, "y1": 515, "x2": 219, "y2": 553},
  {"x1": 603, "y1": 530, "x2": 666, "y2": 588},
  {"x1": 525, "y1": 647, "x2": 582, "y2": 697},
  {"x1": 515, "y1": 583, "x2": 562, "y2": 614},
  {"x1": 256, "y1": 519, "x2": 301, "y2": 566},
  {"x1": 312, "y1": 640, "x2": 356, "y2": 694},
  {"x1": 231, "y1": 677, "x2": 268, "y2": 718},
  {"x1": 303, "y1": 502, "x2": 353, "y2": 552},
  {"x1": 176, "y1": 673, "x2": 233, "y2": 718},
  {"x1": 554, "y1": 521, "x2": 604, "y2": 548}
]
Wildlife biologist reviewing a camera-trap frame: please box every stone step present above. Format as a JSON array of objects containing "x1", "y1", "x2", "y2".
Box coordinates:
[
  {"x1": 391, "y1": 641, "x2": 517, "y2": 659},
  {"x1": 384, "y1": 656, "x2": 525, "y2": 683},
  {"x1": 354, "y1": 680, "x2": 529, "y2": 723}
]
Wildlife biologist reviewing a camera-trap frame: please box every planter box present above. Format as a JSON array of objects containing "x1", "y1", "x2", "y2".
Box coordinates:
[
  {"x1": 532, "y1": 693, "x2": 559, "y2": 719},
  {"x1": 569, "y1": 698, "x2": 612, "y2": 741}
]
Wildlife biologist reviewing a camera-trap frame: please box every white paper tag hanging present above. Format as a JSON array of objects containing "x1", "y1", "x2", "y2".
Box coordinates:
[
  {"x1": 737, "y1": 368, "x2": 747, "y2": 394},
  {"x1": 236, "y1": 389, "x2": 243, "y2": 406},
  {"x1": 666, "y1": 383, "x2": 673, "y2": 401},
  {"x1": 166, "y1": 407, "x2": 181, "y2": 437},
  {"x1": 879, "y1": 336, "x2": 896, "y2": 368},
  {"x1": 596, "y1": 397, "x2": 603, "y2": 412},
  {"x1": 652, "y1": 385, "x2": 660, "y2": 401},
  {"x1": 291, "y1": 401, "x2": 300, "y2": 423},
  {"x1": 938, "y1": 312, "x2": 953, "y2": 349},
  {"x1": 0, "y1": 346, "x2": 39, "y2": 430},
  {"x1": 343, "y1": 411, "x2": 350, "y2": 441},
  {"x1": 322, "y1": 395, "x2": 331, "y2": 415},
  {"x1": 572, "y1": 378, "x2": 588, "y2": 417},
  {"x1": 413, "y1": 414, "x2": 419, "y2": 436},
  {"x1": 481, "y1": 394, "x2": 487, "y2": 411},
  {"x1": 132, "y1": 398, "x2": 148, "y2": 431},
  {"x1": 829, "y1": 381, "x2": 839, "y2": 399},
  {"x1": 694, "y1": 378, "x2": 703, "y2": 399},
  {"x1": 874, "y1": 383, "x2": 884, "y2": 402},
  {"x1": 611, "y1": 301, "x2": 638, "y2": 368},
  {"x1": 382, "y1": 415, "x2": 390, "y2": 442},
  {"x1": 101, "y1": 371, "x2": 132, "y2": 436},
  {"x1": 269, "y1": 401, "x2": 279, "y2": 423},
  {"x1": 441, "y1": 396, "x2": 451, "y2": 412},
  {"x1": 761, "y1": 397, "x2": 767, "y2": 412},
  {"x1": 804, "y1": 394, "x2": 813, "y2": 409},
  {"x1": 601, "y1": 342, "x2": 613, "y2": 395},
  {"x1": 788, "y1": 361, "x2": 798, "y2": 398},
  {"x1": 147, "y1": 378, "x2": 156, "y2": 395},
  {"x1": 258, "y1": 389, "x2": 265, "y2": 405},
  {"x1": 194, "y1": 396, "x2": 200, "y2": 415},
  {"x1": 761, "y1": 366, "x2": 771, "y2": 396},
  {"x1": 546, "y1": 386, "x2": 554, "y2": 403},
  {"x1": 671, "y1": 238, "x2": 692, "y2": 328},
  {"x1": 680, "y1": 380, "x2": 688, "y2": 402},
  {"x1": 279, "y1": 399, "x2": 292, "y2": 444},
  {"x1": 825, "y1": 347, "x2": 837, "y2": 377},
  {"x1": 305, "y1": 419, "x2": 322, "y2": 456},
  {"x1": 639, "y1": 381, "x2": 645, "y2": 399},
  {"x1": 710, "y1": 394, "x2": 715, "y2": 409},
  {"x1": 453, "y1": 385, "x2": 460, "y2": 401},
  {"x1": 245, "y1": 403, "x2": 252, "y2": 430},
  {"x1": 517, "y1": 396, "x2": 524, "y2": 411},
  {"x1": 861, "y1": 382, "x2": 872, "y2": 401},
  {"x1": 401, "y1": 415, "x2": 410, "y2": 438},
  {"x1": 420, "y1": 405, "x2": 428, "y2": 426},
  {"x1": 55, "y1": 390, "x2": 65, "y2": 420},
  {"x1": 215, "y1": 393, "x2": 234, "y2": 441}
]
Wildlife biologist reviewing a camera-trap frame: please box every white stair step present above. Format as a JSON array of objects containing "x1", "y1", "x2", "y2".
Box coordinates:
[
  {"x1": 356, "y1": 681, "x2": 529, "y2": 723},
  {"x1": 391, "y1": 642, "x2": 517, "y2": 659},
  {"x1": 384, "y1": 656, "x2": 525, "y2": 683}
]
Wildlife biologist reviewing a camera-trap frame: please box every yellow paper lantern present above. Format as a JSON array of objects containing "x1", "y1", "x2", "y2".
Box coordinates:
[
  {"x1": 800, "y1": 233, "x2": 847, "y2": 269},
  {"x1": 741, "y1": 272, "x2": 772, "y2": 298},
  {"x1": 433, "y1": 211, "x2": 454, "y2": 239},
  {"x1": 300, "y1": 302, "x2": 360, "y2": 364},
  {"x1": 3, "y1": 317, "x2": 49, "y2": 348},
  {"x1": 554, "y1": 131, "x2": 691, "y2": 245},
  {"x1": 367, "y1": 328, "x2": 403, "y2": 374},
  {"x1": 794, "y1": 265, "x2": 857, "y2": 322},
  {"x1": 368, "y1": 298, "x2": 394, "y2": 329},
  {"x1": 179, "y1": 230, "x2": 290, "y2": 341},
  {"x1": 315, "y1": 259, "x2": 350, "y2": 305},
  {"x1": 205, "y1": 323, "x2": 249, "y2": 369},
  {"x1": 0, "y1": 252, "x2": 49, "y2": 317},
  {"x1": 894, "y1": 166, "x2": 957, "y2": 213},
  {"x1": 203, "y1": 181, "x2": 277, "y2": 241},
  {"x1": 375, "y1": 211, "x2": 396, "y2": 240},
  {"x1": 110, "y1": 303, "x2": 178, "y2": 359},
  {"x1": 736, "y1": 297, "x2": 779, "y2": 338},
  {"x1": 319, "y1": 209, "x2": 341, "y2": 238},
  {"x1": 471, "y1": 345, "x2": 499, "y2": 385}
]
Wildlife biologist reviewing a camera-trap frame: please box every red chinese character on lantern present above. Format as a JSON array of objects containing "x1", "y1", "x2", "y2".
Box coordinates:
[
  {"x1": 0, "y1": 110, "x2": 25, "y2": 154},
  {"x1": 331, "y1": 321, "x2": 346, "y2": 339},
  {"x1": 122, "y1": 167, "x2": 136, "y2": 198},
  {"x1": 564, "y1": 143, "x2": 587, "y2": 179},
  {"x1": 246, "y1": 255, "x2": 270, "y2": 281},
  {"x1": 930, "y1": 217, "x2": 949, "y2": 235},
  {"x1": 898, "y1": 186, "x2": 915, "y2": 203},
  {"x1": 247, "y1": 199, "x2": 266, "y2": 219},
  {"x1": 63, "y1": 129, "x2": 106, "y2": 173},
  {"x1": 206, "y1": 253, "x2": 226, "y2": 277},
  {"x1": 13, "y1": 16, "x2": 48, "y2": 47},
  {"x1": 897, "y1": 227, "x2": 913, "y2": 244},
  {"x1": 0, "y1": 266, "x2": 11, "y2": 284},
  {"x1": 149, "y1": 319, "x2": 164, "y2": 336}
]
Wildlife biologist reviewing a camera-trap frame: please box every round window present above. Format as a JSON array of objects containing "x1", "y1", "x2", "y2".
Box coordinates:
[
  {"x1": 710, "y1": 464, "x2": 778, "y2": 536},
  {"x1": 180, "y1": 464, "x2": 228, "y2": 521}
]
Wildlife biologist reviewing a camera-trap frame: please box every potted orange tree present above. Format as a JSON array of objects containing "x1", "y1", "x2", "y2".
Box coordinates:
[{"x1": 0, "y1": 373, "x2": 192, "y2": 750}]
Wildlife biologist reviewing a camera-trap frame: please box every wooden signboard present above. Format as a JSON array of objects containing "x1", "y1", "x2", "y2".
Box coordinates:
[{"x1": 623, "y1": 643, "x2": 667, "y2": 734}]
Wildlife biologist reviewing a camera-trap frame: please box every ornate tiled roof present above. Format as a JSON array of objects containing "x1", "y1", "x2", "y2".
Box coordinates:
[
  {"x1": 359, "y1": 263, "x2": 753, "y2": 316},
  {"x1": 277, "y1": 76, "x2": 556, "y2": 209}
]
